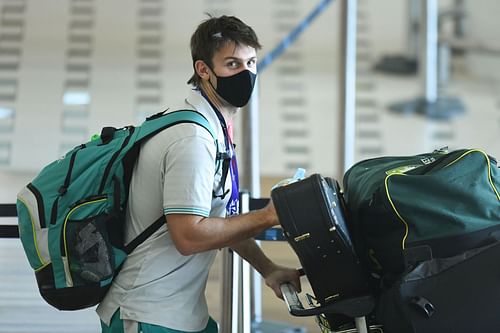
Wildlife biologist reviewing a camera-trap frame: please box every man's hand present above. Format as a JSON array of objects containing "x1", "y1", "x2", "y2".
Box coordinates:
[{"x1": 264, "y1": 264, "x2": 302, "y2": 300}]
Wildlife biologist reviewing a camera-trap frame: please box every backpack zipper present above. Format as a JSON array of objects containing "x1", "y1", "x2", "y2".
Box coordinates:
[
  {"x1": 59, "y1": 145, "x2": 85, "y2": 196},
  {"x1": 51, "y1": 145, "x2": 86, "y2": 225}
]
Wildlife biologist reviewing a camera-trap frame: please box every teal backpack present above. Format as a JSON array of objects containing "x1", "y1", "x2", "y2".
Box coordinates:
[{"x1": 16, "y1": 110, "x2": 223, "y2": 310}]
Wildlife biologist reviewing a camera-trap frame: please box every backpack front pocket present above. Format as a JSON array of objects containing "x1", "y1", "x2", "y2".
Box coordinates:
[{"x1": 63, "y1": 197, "x2": 115, "y2": 286}]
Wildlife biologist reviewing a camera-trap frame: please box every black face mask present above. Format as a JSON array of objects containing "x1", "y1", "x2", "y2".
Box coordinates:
[{"x1": 211, "y1": 69, "x2": 257, "y2": 107}]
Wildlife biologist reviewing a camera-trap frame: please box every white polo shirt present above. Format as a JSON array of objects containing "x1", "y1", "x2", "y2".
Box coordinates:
[{"x1": 97, "y1": 89, "x2": 231, "y2": 331}]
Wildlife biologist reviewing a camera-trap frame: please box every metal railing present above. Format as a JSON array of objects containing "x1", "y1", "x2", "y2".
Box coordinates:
[
  {"x1": 0, "y1": 204, "x2": 18, "y2": 238},
  {"x1": 235, "y1": 0, "x2": 357, "y2": 331}
]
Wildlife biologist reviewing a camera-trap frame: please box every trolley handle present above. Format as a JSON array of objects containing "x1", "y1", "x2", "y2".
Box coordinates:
[
  {"x1": 280, "y1": 282, "x2": 326, "y2": 317},
  {"x1": 280, "y1": 268, "x2": 324, "y2": 317},
  {"x1": 280, "y1": 283, "x2": 304, "y2": 314}
]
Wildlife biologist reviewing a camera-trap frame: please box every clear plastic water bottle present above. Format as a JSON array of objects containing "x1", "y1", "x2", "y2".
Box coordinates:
[{"x1": 271, "y1": 168, "x2": 306, "y2": 190}]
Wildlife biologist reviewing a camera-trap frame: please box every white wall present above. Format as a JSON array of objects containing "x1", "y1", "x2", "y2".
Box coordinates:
[
  {"x1": 464, "y1": 0, "x2": 500, "y2": 82},
  {"x1": 0, "y1": 170, "x2": 35, "y2": 203}
]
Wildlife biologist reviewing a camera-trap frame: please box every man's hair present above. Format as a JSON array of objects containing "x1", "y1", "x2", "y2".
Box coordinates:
[{"x1": 187, "y1": 15, "x2": 262, "y2": 87}]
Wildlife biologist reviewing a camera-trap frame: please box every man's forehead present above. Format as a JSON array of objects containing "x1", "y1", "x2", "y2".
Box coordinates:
[{"x1": 215, "y1": 42, "x2": 256, "y2": 59}]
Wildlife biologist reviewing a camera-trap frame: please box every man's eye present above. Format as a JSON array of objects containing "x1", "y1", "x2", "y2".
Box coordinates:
[
  {"x1": 248, "y1": 59, "x2": 256, "y2": 66},
  {"x1": 227, "y1": 61, "x2": 239, "y2": 68}
]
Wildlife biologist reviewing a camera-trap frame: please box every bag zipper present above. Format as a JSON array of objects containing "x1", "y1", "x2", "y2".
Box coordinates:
[
  {"x1": 51, "y1": 145, "x2": 86, "y2": 225},
  {"x1": 59, "y1": 144, "x2": 85, "y2": 196}
]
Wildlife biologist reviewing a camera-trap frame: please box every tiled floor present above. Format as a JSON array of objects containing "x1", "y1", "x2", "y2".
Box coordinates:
[{"x1": 0, "y1": 238, "x2": 101, "y2": 333}]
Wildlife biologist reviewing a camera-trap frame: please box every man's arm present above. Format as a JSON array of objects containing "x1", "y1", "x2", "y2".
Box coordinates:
[
  {"x1": 166, "y1": 201, "x2": 277, "y2": 256},
  {"x1": 167, "y1": 200, "x2": 302, "y2": 297}
]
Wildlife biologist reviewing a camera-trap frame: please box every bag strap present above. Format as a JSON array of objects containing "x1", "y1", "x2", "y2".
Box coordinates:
[
  {"x1": 124, "y1": 109, "x2": 222, "y2": 254},
  {"x1": 138, "y1": 109, "x2": 215, "y2": 141},
  {"x1": 124, "y1": 216, "x2": 165, "y2": 254}
]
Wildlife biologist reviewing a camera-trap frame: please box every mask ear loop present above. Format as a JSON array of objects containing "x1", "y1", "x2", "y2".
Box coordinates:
[
  {"x1": 204, "y1": 63, "x2": 219, "y2": 92},
  {"x1": 200, "y1": 61, "x2": 227, "y2": 111}
]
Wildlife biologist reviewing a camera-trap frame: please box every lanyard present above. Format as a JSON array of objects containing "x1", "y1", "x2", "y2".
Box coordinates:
[
  {"x1": 201, "y1": 91, "x2": 240, "y2": 215},
  {"x1": 213, "y1": 109, "x2": 240, "y2": 216},
  {"x1": 225, "y1": 141, "x2": 240, "y2": 216}
]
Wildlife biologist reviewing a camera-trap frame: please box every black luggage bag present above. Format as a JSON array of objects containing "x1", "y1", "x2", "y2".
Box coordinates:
[
  {"x1": 377, "y1": 239, "x2": 500, "y2": 333},
  {"x1": 271, "y1": 173, "x2": 373, "y2": 329}
]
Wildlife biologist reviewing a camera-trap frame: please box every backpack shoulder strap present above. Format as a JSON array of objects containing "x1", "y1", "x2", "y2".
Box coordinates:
[
  {"x1": 124, "y1": 109, "x2": 220, "y2": 254},
  {"x1": 124, "y1": 216, "x2": 164, "y2": 254},
  {"x1": 137, "y1": 109, "x2": 216, "y2": 143}
]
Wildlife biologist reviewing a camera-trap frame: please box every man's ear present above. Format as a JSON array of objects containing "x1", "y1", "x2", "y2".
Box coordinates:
[{"x1": 194, "y1": 60, "x2": 211, "y2": 81}]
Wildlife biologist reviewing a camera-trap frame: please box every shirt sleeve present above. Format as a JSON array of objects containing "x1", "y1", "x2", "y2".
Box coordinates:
[{"x1": 161, "y1": 125, "x2": 216, "y2": 217}]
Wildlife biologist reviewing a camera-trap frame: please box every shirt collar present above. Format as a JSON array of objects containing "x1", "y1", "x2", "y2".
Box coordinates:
[{"x1": 184, "y1": 88, "x2": 223, "y2": 139}]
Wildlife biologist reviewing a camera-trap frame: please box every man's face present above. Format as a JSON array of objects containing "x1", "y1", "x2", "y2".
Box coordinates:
[{"x1": 209, "y1": 42, "x2": 257, "y2": 81}]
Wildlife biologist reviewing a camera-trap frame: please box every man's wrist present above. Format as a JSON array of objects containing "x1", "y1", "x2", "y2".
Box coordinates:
[
  {"x1": 260, "y1": 260, "x2": 278, "y2": 278},
  {"x1": 257, "y1": 206, "x2": 278, "y2": 228}
]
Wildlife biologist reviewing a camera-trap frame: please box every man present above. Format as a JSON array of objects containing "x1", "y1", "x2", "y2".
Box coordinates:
[{"x1": 97, "y1": 15, "x2": 301, "y2": 333}]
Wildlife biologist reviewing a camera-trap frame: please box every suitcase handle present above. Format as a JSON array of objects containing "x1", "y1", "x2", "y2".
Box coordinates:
[{"x1": 280, "y1": 283, "x2": 376, "y2": 318}]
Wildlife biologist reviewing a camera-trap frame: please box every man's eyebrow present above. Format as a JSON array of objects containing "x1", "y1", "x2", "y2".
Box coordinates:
[{"x1": 223, "y1": 56, "x2": 257, "y2": 61}]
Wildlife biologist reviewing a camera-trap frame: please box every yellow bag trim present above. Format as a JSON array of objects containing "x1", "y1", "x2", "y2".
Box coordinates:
[
  {"x1": 384, "y1": 173, "x2": 409, "y2": 249},
  {"x1": 385, "y1": 149, "x2": 500, "y2": 250},
  {"x1": 444, "y1": 149, "x2": 500, "y2": 202}
]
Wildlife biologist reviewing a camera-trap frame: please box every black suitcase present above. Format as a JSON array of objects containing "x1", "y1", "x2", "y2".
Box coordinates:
[{"x1": 271, "y1": 174, "x2": 372, "y2": 328}]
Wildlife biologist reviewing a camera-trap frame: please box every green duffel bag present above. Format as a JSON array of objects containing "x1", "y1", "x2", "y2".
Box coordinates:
[{"x1": 343, "y1": 148, "x2": 500, "y2": 279}]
